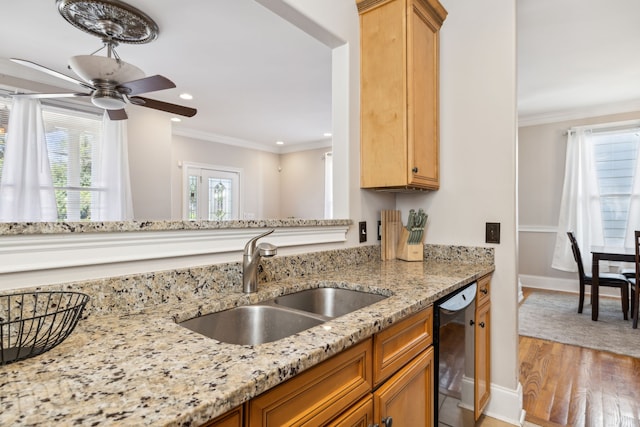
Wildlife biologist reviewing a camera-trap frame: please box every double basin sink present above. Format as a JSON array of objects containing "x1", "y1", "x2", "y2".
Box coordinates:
[{"x1": 179, "y1": 288, "x2": 387, "y2": 345}]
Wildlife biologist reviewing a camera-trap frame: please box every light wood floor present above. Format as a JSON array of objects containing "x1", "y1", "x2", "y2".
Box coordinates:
[{"x1": 520, "y1": 289, "x2": 640, "y2": 426}]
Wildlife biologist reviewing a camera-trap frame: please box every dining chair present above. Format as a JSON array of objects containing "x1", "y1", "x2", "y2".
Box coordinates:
[
  {"x1": 629, "y1": 230, "x2": 640, "y2": 328},
  {"x1": 566, "y1": 232, "x2": 631, "y2": 319}
]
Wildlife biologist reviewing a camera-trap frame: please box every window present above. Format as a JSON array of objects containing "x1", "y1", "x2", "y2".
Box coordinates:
[
  {"x1": 184, "y1": 163, "x2": 241, "y2": 221},
  {"x1": 0, "y1": 96, "x2": 103, "y2": 221},
  {"x1": 590, "y1": 128, "x2": 640, "y2": 247}
]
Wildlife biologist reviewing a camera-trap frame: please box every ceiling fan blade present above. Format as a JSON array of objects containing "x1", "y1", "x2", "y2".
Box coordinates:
[
  {"x1": 106, "y1": 109, "x2": 128, "y2": 120},
  {"x1": 130, "y1": 96, "x2": 197, "y2": 117},
  {"x1": 117, "y1": 75, "x2": 176, "y2": 96},
  {"x1": 12, "y1": 92, "x2": 89, "y2": 99},
  {"x1": 10, "y1": 58, "x2": 94, "y2": 91}
]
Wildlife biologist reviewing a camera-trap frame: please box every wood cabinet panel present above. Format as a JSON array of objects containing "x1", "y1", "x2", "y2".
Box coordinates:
[
  {"x1": 200, "y1": 405, "x2": 243, "y2": 427},
  {"x1": 475, "y1": 297, "x2": 491, "y2": 419},
  {"x1": 373, "y1": 306, "x2": 432, "y2": 387},
  {"x1": 373, "y1": 347, "x2": 434, "y2": 426},
  {"x1": 247, "y1": 339, "x2": 372, "y2": 427},
  {"x1": 326, "y1": 396, "x2": 374, "y2": 427}
]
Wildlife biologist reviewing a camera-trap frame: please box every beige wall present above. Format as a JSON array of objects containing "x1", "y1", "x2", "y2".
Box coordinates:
[
  {"x1": 518, "y1": 110, "x2": 640, "y2": 286},
  {"x1": 280, "y1": 147, "x2": 328, "y2": 219},
  {"x1": 127, "y1": 107, "x2": 172, "y2": 220}
]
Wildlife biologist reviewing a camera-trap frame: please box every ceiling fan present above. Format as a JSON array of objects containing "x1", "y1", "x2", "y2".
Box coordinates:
[{"x1": 10, "y1": 0, "x2": 197, "y2": 121}]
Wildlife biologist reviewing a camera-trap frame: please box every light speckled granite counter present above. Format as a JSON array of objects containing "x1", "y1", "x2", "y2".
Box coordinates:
[
  {"x1": 0, "y1": 219, "x2": 352, "y2": 235},
  {"x1": 0, "y1": 245, "x2": 493, "y2": 426}
]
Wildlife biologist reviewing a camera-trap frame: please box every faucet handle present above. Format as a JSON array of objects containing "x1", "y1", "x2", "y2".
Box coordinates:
[{"x1": 244, "y1": 229, "x2": 275, "y2": 255}]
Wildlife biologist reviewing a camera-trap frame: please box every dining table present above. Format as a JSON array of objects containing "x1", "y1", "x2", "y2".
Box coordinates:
[{"x1": 591, "y1": 246, "x2": 635, "y2": 321}]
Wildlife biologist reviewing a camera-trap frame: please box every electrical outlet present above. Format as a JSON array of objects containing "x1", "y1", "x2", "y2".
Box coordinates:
[
  {"x1": 486, "y1": 222, "x2": 500, "y2": 244},
  {"x1": 359, "y1": 221, "x2": 367, "y2": 243}
]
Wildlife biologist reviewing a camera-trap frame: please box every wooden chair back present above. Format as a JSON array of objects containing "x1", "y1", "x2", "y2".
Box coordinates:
[{"x1": 567, "y1": 231, "x2": 586, "y2": 281}]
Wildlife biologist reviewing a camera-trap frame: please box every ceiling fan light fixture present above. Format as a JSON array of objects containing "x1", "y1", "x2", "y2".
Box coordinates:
[
  {"x1": 69, "y1": 55, "x2": 145, "y2": 85},
  {"x1": 91, "y1": 89, "x2": 125, "y2": 110}
]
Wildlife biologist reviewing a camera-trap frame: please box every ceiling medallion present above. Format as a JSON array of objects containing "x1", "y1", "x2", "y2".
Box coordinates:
[{"x1": 56, "y1": 0, "x2": 158, "y2": 44}]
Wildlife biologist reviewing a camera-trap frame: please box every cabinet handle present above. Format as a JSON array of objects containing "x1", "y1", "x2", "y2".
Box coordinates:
[
  {"x1": 479, "y1": 322, "x2": 485, "y2": 328},
  {"x1": 480, "y1": 288, "x2": 488, "y2": 295},
  {"x1": 382, "y1": 417, "x2": 393, "y2": 427},
  {"x1": 412, "y1": 167, "x2": 418, "y2": 173},
  {"x1": 369, "y1": 424, "x2": 379, "y2": 427}
]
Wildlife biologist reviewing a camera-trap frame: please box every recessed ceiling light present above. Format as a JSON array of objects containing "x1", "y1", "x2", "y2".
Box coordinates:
[
  {"x1": 179, "y1": 93, "x2": 193, "y2": 100},
  {"x1": 171, "y1": 117, "x2": 182, "y2": 122},
  {"x1": 324, "y1": 132, "x2": 332, "y2": 137},
  {"x1": 276, "y1": 141, "x2": 284, "y2": 145}
]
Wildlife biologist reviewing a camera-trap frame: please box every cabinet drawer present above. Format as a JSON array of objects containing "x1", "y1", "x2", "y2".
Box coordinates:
[
  {"x1": 373, "y1": 306, "x2": 433, "y2": 387},
  {"x1": 247, "y1": 339, "x2": 372, "y2": 426},
  {"x1": 477, "y1": 274, "x2": 491, "y2": 307}
]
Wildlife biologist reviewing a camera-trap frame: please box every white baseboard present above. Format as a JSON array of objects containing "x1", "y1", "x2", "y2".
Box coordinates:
[
  {"x1": 518, "y1": 274, "x2": 621, "y2": 298},
  {"x1": 483, "y1": 382, "x2": 524, "y2": 425}
]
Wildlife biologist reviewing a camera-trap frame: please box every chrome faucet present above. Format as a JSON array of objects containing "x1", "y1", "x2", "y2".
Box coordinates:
[{"x1": 242, "y1": 229, "x2": 278, "y2": 293}]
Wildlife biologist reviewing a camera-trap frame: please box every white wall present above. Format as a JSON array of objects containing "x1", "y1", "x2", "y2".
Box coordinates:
[{"x1": 397, "y1": 0, "x2": 521, "y2": 422}]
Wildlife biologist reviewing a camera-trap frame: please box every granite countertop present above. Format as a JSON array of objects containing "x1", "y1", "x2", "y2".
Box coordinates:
[{"x1": 0, "y1": 259, "x2": 493, "y2": 426}]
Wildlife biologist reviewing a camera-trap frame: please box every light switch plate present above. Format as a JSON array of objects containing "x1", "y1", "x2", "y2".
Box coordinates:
[{"x1": 486, "y1": 222, "x2": 500, "y2": 244}]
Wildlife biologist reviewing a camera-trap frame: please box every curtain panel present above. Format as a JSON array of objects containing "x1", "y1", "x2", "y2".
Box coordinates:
[{"x1": 0, "y1": 98, "x2": 57, "y2": 222}]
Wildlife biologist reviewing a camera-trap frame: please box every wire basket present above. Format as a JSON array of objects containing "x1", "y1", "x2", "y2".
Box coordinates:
[{"x1": 0, "y1": 291, "x2": 89, "y2": 365}]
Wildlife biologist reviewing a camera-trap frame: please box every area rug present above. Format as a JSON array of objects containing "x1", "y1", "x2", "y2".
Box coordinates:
[{"x1": 519, "y1": 290, "x2": 640, "y2": 359}]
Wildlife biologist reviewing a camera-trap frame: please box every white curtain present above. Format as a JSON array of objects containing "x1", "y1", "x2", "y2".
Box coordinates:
[
  {"x1": 91, "y1": 112, "x2": 134, "y2": 221},
  {"x1": 0, "y1": 98, "x2": 57, "y2": 222},
  {"x1": 551, "y1": 128, "x2": 604, "y2": 273},
  {"x1": 324, "y1": 151, "x2": 333, "y2": 219}
]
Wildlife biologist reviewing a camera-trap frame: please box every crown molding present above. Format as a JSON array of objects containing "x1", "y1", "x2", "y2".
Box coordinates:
[{"x1": 518, "y1": 99, "x2": 640, "y2": 127}]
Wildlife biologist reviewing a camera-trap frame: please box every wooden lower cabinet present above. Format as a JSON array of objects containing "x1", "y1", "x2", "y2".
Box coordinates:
[
  {"x1": 373, "y1": 346, "x2": 434, "y2": 427},
  {"x1": 203, "y1": 307, "x2": 435, "y2": 427},
  {"x1": 467, "y1": 273, "x2": 492, "y2": 420},
  {"x1": 474, "y1": 286, "x2": 491, "y2": 420}
]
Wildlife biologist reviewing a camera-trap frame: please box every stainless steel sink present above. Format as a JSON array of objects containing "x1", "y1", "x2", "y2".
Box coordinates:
[
  {"x1": 179, "y1": 305, "x2": 324, "y2": 345},
  {"x1": 273, "y1": 288, "x2": 387, "y2": 318},
  {"x1": 179, "y1": 288, "x2": 388, "y2": 345}
]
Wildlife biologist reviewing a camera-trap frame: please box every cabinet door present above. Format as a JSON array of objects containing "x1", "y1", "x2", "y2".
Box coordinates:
[
  {"x1": 407, "y1": 0, "x2": 441, "y2": 189},
  {"x1": 359, "y1": 0, "x2": 408, "y2": 188},
  {"x1": 326, "y1": 395, "x2": 374, "y2": 427},
  {"x1": 474, "y1": 300, "x2": 491, "y2": 420},
  {"x1": 373, "y1": 347, "x2": 434, "y2": 427}
]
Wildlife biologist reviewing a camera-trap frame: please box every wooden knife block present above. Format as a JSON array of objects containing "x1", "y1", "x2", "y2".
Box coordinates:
[{"x1": 396, "y1": 228, "x2": 424, "y2": 262}]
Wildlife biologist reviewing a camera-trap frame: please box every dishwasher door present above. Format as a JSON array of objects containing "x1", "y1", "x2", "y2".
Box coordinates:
[{"x1": 435, "y1": 282, "x2": 476, "y2": 425}]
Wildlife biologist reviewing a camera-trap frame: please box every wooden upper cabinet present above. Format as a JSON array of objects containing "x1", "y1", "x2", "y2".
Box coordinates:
[{"x1": 358, "y1": 0, "x2": 447, "y2": 191}]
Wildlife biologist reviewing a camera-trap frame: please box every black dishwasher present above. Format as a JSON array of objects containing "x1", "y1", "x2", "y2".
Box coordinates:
[{"x1": 434, "y1": 281, "x2": 477, "y2": 425}]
